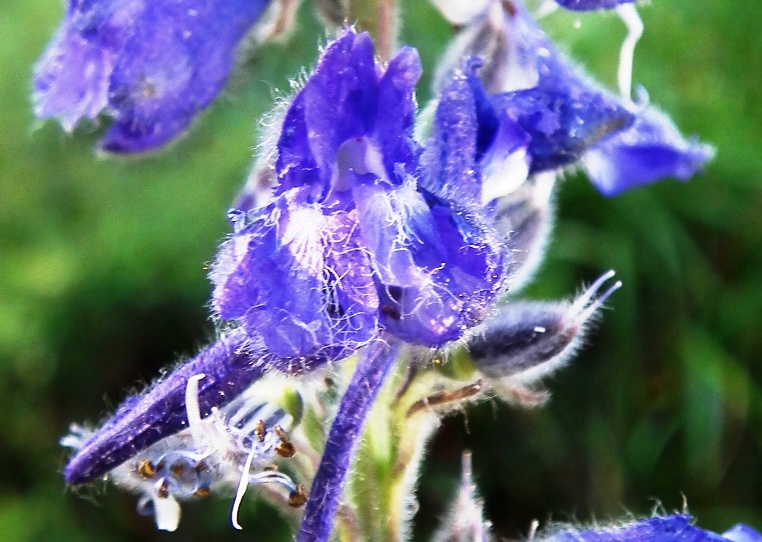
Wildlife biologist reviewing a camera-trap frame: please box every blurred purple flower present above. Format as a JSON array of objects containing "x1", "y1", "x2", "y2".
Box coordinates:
[{"x1": 33, "y1": 0, "x2": 271, "y2": 153}]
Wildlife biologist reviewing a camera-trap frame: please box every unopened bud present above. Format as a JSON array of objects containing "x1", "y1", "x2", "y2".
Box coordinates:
[
  {"x1": 466, "y1": 271, "x2": 621, "y2": 382},
  {"x1": 432, "y1": 452, "x2": 492, "y2": 542}
]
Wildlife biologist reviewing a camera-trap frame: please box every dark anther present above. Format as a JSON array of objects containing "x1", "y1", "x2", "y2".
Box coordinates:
[
  {"x1": 288, "y1": 484, "x2": 308, "y2": 508},
  {"x1": 194, "y1": 487, "x2": 211, "y2": 498},
  {"x1": 255, "y1": 419, "x2": 266, "y2": 443},
  {"x1": 381, "y1": 304, "x2": 401, "y2": 320},
  {"x1": 156, "y1": 480, "x2": 170, "y2": 499},
  {"x1": 274, "y1": 425, "x2": 296, "y2": 458},
  {"x1": 137, "y1": 460, "x2": 156, "y2": 479}
]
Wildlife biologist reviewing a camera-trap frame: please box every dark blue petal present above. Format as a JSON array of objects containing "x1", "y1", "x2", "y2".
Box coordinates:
[
  {"x1": 492, "y1": 84, "x2": 633, "y2": 174},
  {"x1": 64, "y1": 329, "x2": 262, "y2": 484},
  {"x1": 424, "y1": 57, "x2": 531, "y2": 207},
  {"x1": 421, "y1": 61, "x2": 483, "y2": 205},
  {"x1": 549, "y1": 515, "x2": 731, "y2": 542},
  {"x1": 373, "y1": 46, "x2": 423, "y2": 179},
  {"x1": 471, "y1": 1, "x2": 635, "y2": 174},
  {"x1": 276, "y1": 31, "x2": 379, "y2": 195},
  {"x1": 583, "y1": 106, "x2": 715, "y2": 196},
  {"x1": 276, "y1": 91, "x2": 323, "y2": 199},
  {"x1": 554, "y1": 0, "x2": 637, "y2": 11},
  {"x1": 297, "y1": 340, "x2": 401, "y2": 542},
  {"x1": 276, "y1": 31, "x2": 422, "y2": 197}
]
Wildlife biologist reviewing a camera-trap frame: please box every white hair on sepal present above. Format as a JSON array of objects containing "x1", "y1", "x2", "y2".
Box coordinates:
[
  {"x1": 464, "y1": 270, "x2": 621, "y2": 405},
  {"x1": 61, "y1": 374, "x2": 308, "y2": 532},
  {"x1": 236, "y1": 92, "x2": 292, "y2": 210}
]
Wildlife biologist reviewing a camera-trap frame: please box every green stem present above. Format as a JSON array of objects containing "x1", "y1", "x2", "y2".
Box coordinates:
[{"x1": 347, "y1": 0, "x2": 399, "y2": 61}]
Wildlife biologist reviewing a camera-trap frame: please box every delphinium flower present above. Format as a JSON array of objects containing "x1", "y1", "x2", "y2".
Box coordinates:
[
  {"x1": 33, "y1": 0, "x2": 291, "y2": 153},
  {"x1": 537, "y1": 515, "x2": 762, "y2": 542},
  {"x1": 59, "y1": 21, "x2": 629, "y2": 539},
  {"x1": 430, "y1": 0, "x2": 715, "y2": 196}
]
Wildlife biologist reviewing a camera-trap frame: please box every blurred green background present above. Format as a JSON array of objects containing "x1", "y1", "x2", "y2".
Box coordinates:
[{"x1": 1, "y1": 0, "x2": 761, "y2": 540}]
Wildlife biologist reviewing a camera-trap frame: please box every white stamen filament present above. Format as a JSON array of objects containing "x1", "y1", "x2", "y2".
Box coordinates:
[
  {"x1": 185, "y1": 373, "x2": 206, "y2": 444},
  {"x1": 231, "y1": 448, "x2": 257, "y2": 530}
]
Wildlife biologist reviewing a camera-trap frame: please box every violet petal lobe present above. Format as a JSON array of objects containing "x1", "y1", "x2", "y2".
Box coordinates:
[
  {"x1": 64, "y1": 328, "x2": 264, "y2": 485},
  {"x1": 34, "y1": 0, "x2": 272, "y2": 153},
  {"x1": 211, "y1": 194, "x2": 378, "y2": 363},
  {"x1": 582, "y1": 106, "x2": 716, "y2": 196},
  {"x1": 33, "y1": 0, "x2": 141, "y2": 130},
  {"x1": 352, "y1": 177, "x2": 505, "y2": 346},
  {"x1": 297, "y1": 340, "x2": 401, "y2": 542},
  {"x1": 275, "y1": 31, "x2": 423, "y2": 196}
]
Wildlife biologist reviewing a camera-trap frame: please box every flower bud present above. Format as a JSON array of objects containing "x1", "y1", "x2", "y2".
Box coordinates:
[{"x1": 466, "y1": 270, "x2": 621, "y2": 383}]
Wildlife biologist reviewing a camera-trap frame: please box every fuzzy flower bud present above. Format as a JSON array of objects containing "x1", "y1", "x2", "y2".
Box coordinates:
[
  {"x1": 466, "y1": 270, "x2": 621, "y2": 389},
  {"x1": 432, "y1": 452, "x2": 492, "y2": 542}
]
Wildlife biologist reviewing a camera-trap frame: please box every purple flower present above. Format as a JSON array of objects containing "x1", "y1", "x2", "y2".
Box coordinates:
[
  {"x1": 543, "y1": 515, "x2": 762, "y2": 542},
  {"x1": 436, "y1": 0, "x2": 713, "y2": 197},
  {"x1": 64, "y1": 29, "x2": 509, "y2": 495},
  {"x1": 211, "y1": 30, "x2": 507, "y2": 365},
  {"x1": 33, "y1": 0, "x2": 271, "y2": 153}
]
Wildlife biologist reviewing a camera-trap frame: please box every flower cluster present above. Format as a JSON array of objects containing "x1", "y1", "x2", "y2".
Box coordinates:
[{"x1": 42, "y1": 0, "x2": 734, "y2": 541}]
